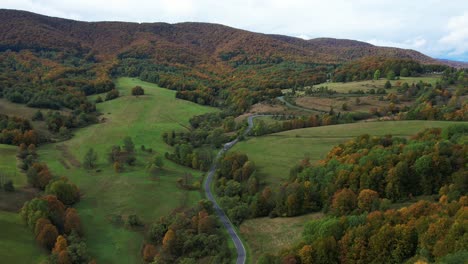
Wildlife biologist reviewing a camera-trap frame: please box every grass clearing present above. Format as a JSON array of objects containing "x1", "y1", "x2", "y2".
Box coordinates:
[
  {"x1": 233, "y1": 121, "x2": 465, "y2": 186},
  {"x1": 295, "y1": 95, "x2": 412, "y2": 114},
  {"x1": 0, "y1": 144, "x2": 26, "y2": 187},
  {"x1": 314, "y1": 76, "x2": 439, "y2": 94},
  {"x1": 0, "y1": 210, "x2": 47, "y2": 263},
  {"x1": 240, "y1": 213, "x2": 324, "y2": 263},
  {"x1": 282, "y1": 76, "x2": 440, "y2": 96},
  {"x1": 37, "y1": 77, "x2": 218, "y2": 263}
]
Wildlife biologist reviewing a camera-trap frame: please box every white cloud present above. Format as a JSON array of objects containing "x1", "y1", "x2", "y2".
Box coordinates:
[
  {"x1": 439, "y1": 12, "x2": 468, "y2": 57},
  {"x1": 1, "y1": 0, "x2": 468, "y2": 61}
]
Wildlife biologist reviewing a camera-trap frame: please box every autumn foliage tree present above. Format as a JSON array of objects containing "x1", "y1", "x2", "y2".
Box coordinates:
[
  {"x1": 357, "y1": 189, "x2": 380, "y2": 212},
  {"x1": 331, "y1": 188, "x2": 357, "y2": 215},
  {"x1": 36, "y1": 221, "x2": 59, "y2": 250},
  {"x1": 64, "y1": 208, "x2": 82, "y2": 235}
]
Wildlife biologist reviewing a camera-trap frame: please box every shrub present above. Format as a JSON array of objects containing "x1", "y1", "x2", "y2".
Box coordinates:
[
  {"x1": 3, "y1": 180, "x2": 15, "y2": 192},
  {"x1": 105, "y1": 89, "x2": 119, "y2": 101},
  {"x1": 131, "y1": 86, "x2": 145, "y2": 96}
]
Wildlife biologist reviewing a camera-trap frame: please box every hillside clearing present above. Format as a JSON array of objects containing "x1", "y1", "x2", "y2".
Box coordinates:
[
  {"x1": 233, "y1": 121, "x2": 465, "y2": 186},
  {"x1": 240, "y1": 213, "x2": 324, "y2": 263},
  {"x1": 0, "y1": 211, "x2": 47, "y2": 263},
  {"x1": 37, "y1": 77, "x2": 218, "y2": 263}
]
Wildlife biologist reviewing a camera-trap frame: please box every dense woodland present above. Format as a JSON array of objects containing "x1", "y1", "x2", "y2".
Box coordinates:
[
  {"x1": 261, "y1": 197, "x2": 467, "y2": 264},
  {"x1": 332, "y1": 57, "x2": 449, "y2": 82}
]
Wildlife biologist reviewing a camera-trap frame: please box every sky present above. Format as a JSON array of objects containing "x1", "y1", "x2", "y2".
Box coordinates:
[{"x1": 2, "y1": 0, "x2": 468, "y2": 61}]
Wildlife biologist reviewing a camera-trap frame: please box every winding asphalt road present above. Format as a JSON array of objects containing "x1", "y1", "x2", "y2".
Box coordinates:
[{"x1": 203, "y1": 115, "x2": 265, "y2": 264}]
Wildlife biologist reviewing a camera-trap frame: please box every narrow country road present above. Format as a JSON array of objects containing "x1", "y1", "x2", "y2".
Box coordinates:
[
  {"x1": 203, "y1": 115, "x2": 263, "y2": 264},
  {"x1": 277, "y1": 96, "x2": 327, "y2": 113}
]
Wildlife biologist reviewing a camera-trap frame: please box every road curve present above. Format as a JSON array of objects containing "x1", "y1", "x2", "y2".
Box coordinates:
[
  {"x1": 277, "y1": 96, "x2": 326, "y2": 113},
  {"x1": 203, "y1": 115, "x2": 264, "y2": 264}
]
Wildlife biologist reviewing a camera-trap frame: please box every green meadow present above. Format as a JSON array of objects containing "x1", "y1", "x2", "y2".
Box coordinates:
[
  {"x1": 0, "y1": 144, "x2": 25, "y2": 187},
  {"x1": 233, "y1": 120, "x2": 465, "y2": 186},
  {"x1": 283, "y1": 76, "x2": 440, "y2": 95},
  {"x1": 37, "y1": 77, "x2": 218, "y2": 263},
  {"x1": 0, "y1": 211, "x2": 47, "y2": 263}
]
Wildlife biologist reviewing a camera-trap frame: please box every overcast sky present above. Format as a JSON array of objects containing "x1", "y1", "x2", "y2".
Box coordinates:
[{"x1": 3, "y1": 0, "x2": 468, "y2": 61}]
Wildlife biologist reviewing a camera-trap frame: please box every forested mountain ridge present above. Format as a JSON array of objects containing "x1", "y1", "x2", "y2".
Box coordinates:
[{"x1": 0, "y1": 9, "x2": 439, "y2": 65}]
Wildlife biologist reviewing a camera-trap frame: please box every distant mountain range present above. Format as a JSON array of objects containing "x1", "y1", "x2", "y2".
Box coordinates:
[
  {"x1": 0, "y1": 9, "x2": 451, "y2": 66},
  {"x1": 436, "y1": 59, "x2": 468, "y2": 68}
]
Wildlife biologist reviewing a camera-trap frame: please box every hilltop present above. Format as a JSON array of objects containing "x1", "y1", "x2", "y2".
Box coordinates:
[{"x1": 0, "y1": 9, "x2": 438, "y2": 65}]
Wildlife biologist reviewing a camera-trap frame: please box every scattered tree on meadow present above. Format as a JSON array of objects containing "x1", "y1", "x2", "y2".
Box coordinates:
[
  {"x1": 386, "y1": 70, "x2": 396, "y2": 80},
  {"x1": 384, "y1": 80, "x2": 392, "y2": 89},
  {"x1": 3, "y1": 180, "x2": 15, "y2": 192},
  {"x1": 83, "y1": 148, "x2": 98, "y2": 170},
  {"x1": 131, "y1": 86, "x2": 145, "y2": 96},
  {"x1": 105, "y1": 89, "x2": 119, "y2": 101},
  {"x1": 123, "y1": 136, "x2": 135, "y2": 153},
  {"x1": 373, "y1": 70, "x2": 381, "y2": 80}
]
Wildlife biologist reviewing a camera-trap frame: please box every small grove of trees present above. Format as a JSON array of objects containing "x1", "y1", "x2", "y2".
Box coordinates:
[
  {"x1": 18, "y1": 142, "x2": 93, "y2": 263},
  {"x1": 146, "y1": 154, "x2": 164, "y2": 173},
  {"x1": 105, "y1": 89, "x2": 119, "y2": 101},
  {"x1": 83, "y1": 148, "x2": 98, "y2": 170},
  {"x1": 215, "y1": 152, "x2": 258, "y2": 224},
  {"x1": 131, "y1": 86, "x2": 145, "y2": 96},
  {"x1": 142, "y1": 200, "x2": 231, "y2": 263},
  {"x1": 108, "y1": 136, "x2": 137, "y2": 172},
  {"x1": 0, "y1": 114, "x2": 38, "y2": 146}
]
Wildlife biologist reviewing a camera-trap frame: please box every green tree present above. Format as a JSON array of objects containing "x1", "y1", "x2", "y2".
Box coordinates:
[
  {"x1": 222, "y1": 116, "x2": 236, "y2": 132},
  {"x1": 387, "y1": 70, "x2": 396, "y2": 80},
  {"x1": 252, "y1": 120, "x2": 267, "y2": 136},
  {"x1": 123, "y1": 136, "x2": 135, "y2": 153},
  {"x1": 32, "y1": 110, "x2": 44, "y2": 121},
  {"x1": 83, "y1": 148, "x2": 98, "y2": 170},
  {"x1": 147, "y1": 154, "x2": 165, "y2": 172},
  {"x1": 3, "y1": 180, "x2": 14, "y2": 192},
  {"x1": 374, "y1": 70, "x2": 381, "y2": 80},
  {"x1": 384, "y1": 80, "x2": 392, "y2": 89},
  {"x1": 46, "y1": 179, "x2": 80, "y2": 206},
  {"x1": 400, "y1": 68, "x2": 409, "y2": 77},
  {"x1": 131, "y1": 86, "x2": 144, "y2": 96}
]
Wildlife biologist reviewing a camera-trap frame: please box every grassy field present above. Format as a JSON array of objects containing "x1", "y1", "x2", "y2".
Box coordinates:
[
  {"x1": 0, "y1": 211, "x2": 47, "y2": 263},
  {"x1": 313, "y1": 76, "x2": 439, "y2": 94},
  {"x1": 295, "y1": 95, "x2": 412, "y2": 114},
  {"x1": 282, "y1": 76, "x2": 440, "y2": 95},
  {"x1": 240, "y1": 213, "x2": 323, "y2": 263},
  {"x1": 37, "y1": 77, "x2": 218, "y2": 263},
  {"x1": 233, "y1": 121, "x2": 465, "y2": 186},
  {"x1": 0, "y1": 144, "x2": 26, "y2": 187}
]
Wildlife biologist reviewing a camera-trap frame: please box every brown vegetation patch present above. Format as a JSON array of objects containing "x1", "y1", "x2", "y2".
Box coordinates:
[
  {"x1": 55, "y1": 145, "x2": 81, "y2": 168},
  {"x1": 0, "y1": 187, "x2": 40, "y2": 212},
  {"x1": 240, "y1": 213, "x2": 324, "y2": 262},
  {"x1": 295, "y1": 96, "x2": 413, "y2": 113},
  {"x1": 236, "y1": 103, "x2": 286, "y2": 122}
]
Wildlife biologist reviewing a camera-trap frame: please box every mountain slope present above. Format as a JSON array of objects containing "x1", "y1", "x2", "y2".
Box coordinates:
[{"x1": 0, "y1": 9, "x2": 439, "y2": 65}]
